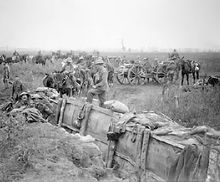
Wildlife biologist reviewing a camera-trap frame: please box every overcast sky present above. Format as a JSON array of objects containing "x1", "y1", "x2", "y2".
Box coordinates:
[{"x1": 0, "y1": 0, "x2": 219, "y2": 51}]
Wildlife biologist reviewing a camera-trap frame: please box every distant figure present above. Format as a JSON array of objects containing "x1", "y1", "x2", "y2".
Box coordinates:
[
  {"x1": 12, "y1": 50, "x2": 20, "y2": 62},
  {"x1": 0, "y1": 54, "x2": 6, "y2": 62},
  {"x1": 193, "y1": 60, "x2": 200, "y2": 80},
  {"x1": 86, "y1": 57, "x2": 109, "y2": 107},
  {"x1": 2, "y1": 62, "x2": 10, "y2": 89},
  {"x1": 170, "y1": 49, "x2": 180, "y2": 60},
  {"x1": 13, "y1": 50, "x2": 20, "y2": 57},
  {"x1": 11, "y1": 75, "x2": 24, "y2": 102}
]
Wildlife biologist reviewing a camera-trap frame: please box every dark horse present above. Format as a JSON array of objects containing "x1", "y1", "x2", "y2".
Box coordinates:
[
  {"x1": 52, "y1": 72, "x2": 80, "y2": 98},
  {"x1": 33, "y1": 55, "x2": 47, "y2": 66},
  {"x1": 178, "y1": 58, "x2": 200, "y2": 85}
]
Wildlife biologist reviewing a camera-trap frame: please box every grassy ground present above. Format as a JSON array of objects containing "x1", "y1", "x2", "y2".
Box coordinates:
[{"x1": 0, "y1": 52, "x2": 220, "y2": 130}]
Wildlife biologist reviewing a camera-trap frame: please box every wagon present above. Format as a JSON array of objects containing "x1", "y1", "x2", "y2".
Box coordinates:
[
  {"x1": 55, "y1": 97, "x2": 219, "y2": 182},
  {"x1": 115, "y1": 60, "x2": 168, "y2": 85}
]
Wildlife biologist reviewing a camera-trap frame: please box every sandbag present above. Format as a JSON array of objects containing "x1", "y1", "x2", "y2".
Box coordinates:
[
  {"x1": 104, "y1": 100, "x2": 129, "y2": 113},
  {"x1": 36, "y1": 87, "x2": 49, "y2": 92}
]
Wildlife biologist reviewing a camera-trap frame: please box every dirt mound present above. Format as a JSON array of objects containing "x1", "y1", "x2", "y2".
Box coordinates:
[{"x1": 0, "y1": 119, "x2": 124, "y2": 182}]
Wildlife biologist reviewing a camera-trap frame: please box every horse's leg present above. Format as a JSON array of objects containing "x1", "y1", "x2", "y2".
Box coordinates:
[
  {"x1": 186, "y1": 74, "x2": 189, "y2": 85},
  {"x1": 181, "y1": 72, "x2": 184, "y2": 85},
  {"x1": 192, "y1": 72, "x2": 195, "y2": 84},
  {"x1": 196, "y1": 71, "x2": 199, "y2": 80}
]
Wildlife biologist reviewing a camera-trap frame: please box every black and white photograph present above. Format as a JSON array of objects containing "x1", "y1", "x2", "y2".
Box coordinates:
[{"x1": 0, "y1": 0, "x2": 220, "y2": 181}]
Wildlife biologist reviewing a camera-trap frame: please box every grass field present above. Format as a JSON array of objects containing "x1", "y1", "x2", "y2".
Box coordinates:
[{"x1": 0, "y1": 51, "x2": 220, "y2": 129}]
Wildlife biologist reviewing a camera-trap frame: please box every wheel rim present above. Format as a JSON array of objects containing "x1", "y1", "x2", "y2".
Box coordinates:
[
  {"x1": 128, "y1": 65, "x2": 146, "y2": 85},
  {"x1": 116, "y1": 71, "x2": 130, "y2": 85}
]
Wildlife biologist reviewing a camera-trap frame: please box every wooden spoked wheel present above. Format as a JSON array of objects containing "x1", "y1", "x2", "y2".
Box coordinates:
[
  {"x1": 116, "y1": 69, "x2": 130, "y2": 85},
  {"x1": 128, "y1": 65, "x2": 146, "y2": 85}
]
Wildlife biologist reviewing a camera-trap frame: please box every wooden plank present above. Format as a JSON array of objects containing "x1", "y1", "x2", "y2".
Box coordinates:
[
  {"x1": 58, "y1": 99, "x2": 66, "y2": 126},
  {"x1": 114, "y1": 151, "x2": 136, "y2": 167},
  {"x1": 61, "y1": 123, "x2": 79, "y2": 133},
  {"x1": 152, "y1": 135, "x2": 184, "y2": 149},
  {"x1": 79, "y1": 104, "x2": 92, "y2": 136},
  {"x1": 141, "y1": 129, "x2": 150, "y2": 170}
]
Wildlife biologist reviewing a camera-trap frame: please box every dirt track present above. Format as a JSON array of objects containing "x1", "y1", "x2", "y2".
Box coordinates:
[{"x1": 108, "y1": 83, "x2": 163, "y2": 112}]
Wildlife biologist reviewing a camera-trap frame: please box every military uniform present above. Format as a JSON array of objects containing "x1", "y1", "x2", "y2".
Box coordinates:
[
  {"x1": 13, "y1": 100, "x2": 30, "y2": 109},
  {"x1": 12, "y1": 78, "x2": 24, "y2": 102},
  {"x1": 170, "y1": 50, "x2": 180, "y2": 60},
  {"x1": 3, "y1": 63, "x2": 10, "y2": 89},
  {"x1": 34, "y1": 102, "x2": 53, "y2": 119},
  {"x1": 61, "y1": 57, "x2": 77, "y2": 73},
  {"x1": 86, "y1": 58, "x2": 109, "y2": 107}
]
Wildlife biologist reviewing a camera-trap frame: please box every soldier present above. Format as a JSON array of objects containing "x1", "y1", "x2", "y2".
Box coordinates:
[
  {"x1": 60, "y1": 57, "x2": 75, "y2": 73},
  {"x1": 76, "y1": 56, "x2": 84, "y2": 65},
  {"x1": 12, "y1": 50, "x2": 20, "y2": 62},
  {"x1": 11, "y1": 75, "x2": 24, "y2": 102},
  {"x1": 13, "y1": 92, "x2": 31, "y2": 109},
  {"x1": 13, "y1": 50, "x2": 20, "y2": 57},
  {"x1": 86, "y1": 57, "x2": 109, "y2": 107},
  {"x1": 2, "y1": 61, "x2": 10, "y2": 89},
  {"x1": 170, "y1": 49, "x2": 180, "y2": 60},
  {"x1": 31, "y1": 94, "x2": 53, "y2": 120}
]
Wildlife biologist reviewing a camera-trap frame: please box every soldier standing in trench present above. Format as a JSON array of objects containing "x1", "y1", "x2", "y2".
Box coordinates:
[
  {"x1": 86, "y1": 57, "x2": 109, "y2": 108},
  {"x1": 11, "y1": 75, "x2": 24, "y2": 102}
]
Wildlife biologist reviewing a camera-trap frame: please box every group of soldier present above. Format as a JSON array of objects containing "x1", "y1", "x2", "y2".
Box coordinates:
[
  {"x1": 1, "y1": 64, "x2": 53, "y2": 120},
  {"x1": 60, "y1": 56, "x2": 110, "y2": 107},
  {"x1": 2, "y1": 49, "x2": 189, "y2": 113}
]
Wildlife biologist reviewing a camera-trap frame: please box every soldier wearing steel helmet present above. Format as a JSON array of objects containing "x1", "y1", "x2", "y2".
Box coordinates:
[
  {"x1": 86, "y1": 57, "x2": 109, "y2": 107},
  {"x1": 13, "y1": 92, "x2": 31, "y2": 109},
  {"x1": 60, "y1": 57, "x2": 76, "y2": 73}
]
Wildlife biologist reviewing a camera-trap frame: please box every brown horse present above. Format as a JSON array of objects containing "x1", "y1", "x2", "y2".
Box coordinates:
[{"x1": 177, "y1": 58, "x2": 200, "y2": 85}]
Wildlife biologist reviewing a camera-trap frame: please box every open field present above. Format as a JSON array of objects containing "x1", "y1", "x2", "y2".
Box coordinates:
[{"x1": 0, "y1": 51, "x2": 220, "y2": 130}]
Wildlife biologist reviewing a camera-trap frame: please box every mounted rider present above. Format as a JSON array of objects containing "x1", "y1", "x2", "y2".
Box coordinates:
[
  {"x1": 12, "y1": 50, "x2": 20, "y2": 61},
  {"x1": 60, "y1": 57, "x2": 76, "y2": 73},
  {"x1": 59, "y1": 57, "x2": 80, "y2": 96},
  {"x1": 169, "y1": 49, "x2": 180, "y2": 60}
]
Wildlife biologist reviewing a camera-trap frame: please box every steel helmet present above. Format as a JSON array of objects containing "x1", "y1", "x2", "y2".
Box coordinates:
[
  {"x1": 66, "y1": 57, "x2": 72, "y2": 63},
  {"x1": 95, "y1": 57, "x2": 104, "y2": 65},
  {"x1": 79, "y1": 56, "x2": 84, "y2": 60}
]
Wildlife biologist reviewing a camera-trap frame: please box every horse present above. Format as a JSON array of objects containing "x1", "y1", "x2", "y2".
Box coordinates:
[
  {"x1": 105, "y1": 62, "x2": 115, "y2": 87},
  {"x1": 178, "y1": 58, "x2": 201, "y2": 85},
  {"x1": 43, "y1": 73, "x2": 54, "y2": 88},
  {"x1": 52, "y1": 72, "x2": 80, "y2": 98},
  {"x1": 73, "y1": 66, "x2": 89, "y2": 95},
  {"x1": 33, "y1": 55, "x2": 47, "y2": 65}
]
